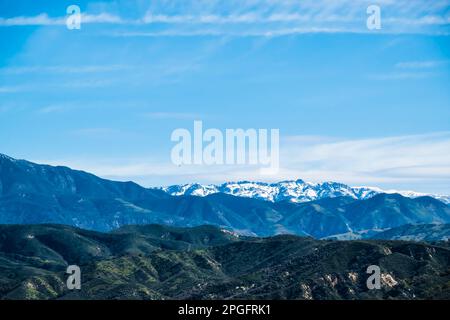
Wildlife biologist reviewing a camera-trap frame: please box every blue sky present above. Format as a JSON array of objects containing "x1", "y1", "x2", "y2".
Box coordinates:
[{"x1": 0, "y1": 0, "x2": 449, "y2": 193}]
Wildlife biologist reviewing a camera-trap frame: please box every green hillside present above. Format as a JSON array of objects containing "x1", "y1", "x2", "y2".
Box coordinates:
[{"x1": 0, "y1": 224, "x2": 448, "y2": 300}]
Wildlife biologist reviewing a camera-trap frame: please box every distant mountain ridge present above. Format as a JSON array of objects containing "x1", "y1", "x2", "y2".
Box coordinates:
[
  {"x1": 370, "y1": 223, "x2": 450, "y2": 242},
  {"x1": 161, "y1": 180, "x2": 450, "y2": 204},
  {"x1": 1, "y1": 153, "x2": 450, "y2": 239}
]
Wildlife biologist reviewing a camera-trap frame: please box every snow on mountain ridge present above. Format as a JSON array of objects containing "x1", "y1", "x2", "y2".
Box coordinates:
[
  {"x1": 160, "y1": 180, "x2": 450, "y2": 204},
  {"x1": 0, "y1": 153, "x2": 17, "y2": 162}
]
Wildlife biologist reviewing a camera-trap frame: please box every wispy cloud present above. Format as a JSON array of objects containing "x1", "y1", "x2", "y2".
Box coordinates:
[
  {"x1": 385, "y1": 16, "x2": 450, "y2": 26},
  {"x1": 144, "y1": 112, "x2": 203, "y2": 120},
  {"x1": 38, "y1": 106, "x2": 63, "y2": 114},
  {"x1": 367, "y1": 59, "x2": 448, "y2": 81},
  {"x1": 0, "y1": 13, "x2": 62, "y2": 26},
  {"x1": 0, "y1": 65, "x2": 133, "y2": 75},
  {"x1": 0, "y1": 13, "x2": 125, "y2": 26},
  {"x1": 37, "y1": 132, "x2": 450, "y2": 193},
  {"x1": 141, "y1": 12, "x2": 356, "y2": 25},
  {"x1": 37, "y1": 104, "x2": 73, "y2": 114},
  {"x1": 1, "y1": 0, "x2": 449, "y2": 36},
  {"x1": 70, "y1": 128, "x2": 121, "y2": 138},
  {"x1": 367, "y1": 72, "x2": 436, "y2": 80},
  {"x1": 0, "y1": 79, "x2": 119, "y2": 93},
  {"x1": 0, "y1": 61, "x2": 200, "y2": 93},
  {"x1": 141, "y1": 13, "x2": 450, "y2": 28},
  {"x1": 112, "y1": 27, "x2": 363, "y2": 38},
  {"x1": 0, "y1": 86, "x2": 19, "y2": 93},
  {"x1": 0, "y1": 85, "x2": 31, "y2": 93},
  {"x1": 279, "y1": 132, "x2": 450, "y2": 186},
  {"x1": 395, "y1": 60, "x2": 449, "y2": 69}
]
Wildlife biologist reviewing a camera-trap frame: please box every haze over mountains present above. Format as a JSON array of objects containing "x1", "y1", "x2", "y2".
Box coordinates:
[{"x1": 1, "y1": 153, "x2": 450, "y2": 240}]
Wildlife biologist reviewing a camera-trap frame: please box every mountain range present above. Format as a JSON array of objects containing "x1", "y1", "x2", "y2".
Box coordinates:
[
  {"x1": 1, "y1": 153, "x2": 450, "y2": 300},
  {"x1": 161, "y1": 180, "x2": 450, "y2": 204},
  {"x1": 0, "y1": 224, "x2": 449, "y2": 300},
  {"x1": 1, "y1": 153, "x2": 450, "y2": 240}
]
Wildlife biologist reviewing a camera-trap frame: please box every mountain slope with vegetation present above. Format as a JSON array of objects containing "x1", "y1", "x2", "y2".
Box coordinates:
[{"x1": 0, "y1": 224, "x2": 449, "y2": 300}]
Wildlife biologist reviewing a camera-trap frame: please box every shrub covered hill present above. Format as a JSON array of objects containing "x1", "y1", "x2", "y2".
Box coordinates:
[{"x1": 0, "y1": 224, "x2": 448, "y2": 300}]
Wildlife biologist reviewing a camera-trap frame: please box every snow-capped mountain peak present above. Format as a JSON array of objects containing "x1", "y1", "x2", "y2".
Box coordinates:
[
  {"x1": 163, "y1": 183, "x2": 218, "y2": 197},
  {"x1": 160, "y1": 180, "x2": 450, "y2": 204}
]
